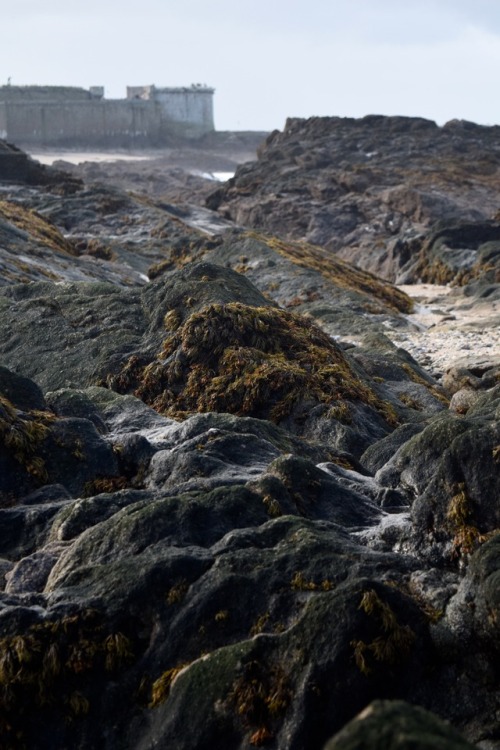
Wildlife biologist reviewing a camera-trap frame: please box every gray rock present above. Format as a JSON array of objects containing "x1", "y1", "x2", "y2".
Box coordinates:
[
  {"x1": 0, "y1": 137, "x2": 498, "y2": 750},
  {"x1": 206, "y1": 116, "x2": 500, "y2": 284},
  {"x1": 449, "y1": 389, "x2": 481, "y2": 414},
  {"x1": 323, "y1": 700, "x2": 476, "y2": 750},
  {"x1": 5, "y1": 542, "x2": 69, "y2": 593}
]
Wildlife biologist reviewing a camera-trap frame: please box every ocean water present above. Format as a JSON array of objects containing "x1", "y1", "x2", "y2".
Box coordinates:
[
  {"x1": 198, "y1": 171, "x2": 234, "y2": 181},
  {"x1": 29, "y1": 152, "x2": 153, "y2": 165},
  {"x1": 29, "y1": 153, "x2": 233, "y2": 181}
]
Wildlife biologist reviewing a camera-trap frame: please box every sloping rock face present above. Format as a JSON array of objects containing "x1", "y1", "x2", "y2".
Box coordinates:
[
  {"x1": 148, "y1": 228, "x2": 416, "y2": 342},
  {"x1": 323, "y1": 700, "x2": 476, "y2": 750},
  {"x1": 0, "y1": 181, "x2": 223, "y2": 286},
  {"x1": 0, "y1": 139, "x2": 62, "y2": 185},
  {"x1": 207, "y1": 116, "x2": 500, "y2": 289},
  {"x1": 0, "y1": 142, "x2": 498, "y2": 750}
]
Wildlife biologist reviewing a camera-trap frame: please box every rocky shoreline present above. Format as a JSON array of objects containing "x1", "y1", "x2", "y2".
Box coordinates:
[{"x1": 0, "y1": 118, "x2": 499, "y2": 750}]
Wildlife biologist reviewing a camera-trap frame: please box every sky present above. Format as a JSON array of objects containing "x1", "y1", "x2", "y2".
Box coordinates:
[{"x1": 2, "y1": 0, "x2": 500, "y2": 132}]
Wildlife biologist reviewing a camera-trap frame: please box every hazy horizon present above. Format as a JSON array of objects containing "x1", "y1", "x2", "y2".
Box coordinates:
[{"x1": 2, "y1": 0, "x2": 500, "y2": 132}]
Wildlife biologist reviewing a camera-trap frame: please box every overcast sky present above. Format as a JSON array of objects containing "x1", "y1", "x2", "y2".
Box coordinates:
[{"x1": 2, "y1": 0, "x2": 500, "y2": 131}]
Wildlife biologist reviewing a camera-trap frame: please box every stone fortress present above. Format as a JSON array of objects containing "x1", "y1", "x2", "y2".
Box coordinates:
[{"x1": 0, "y1": 83, "x2": 215, "y2": 147}]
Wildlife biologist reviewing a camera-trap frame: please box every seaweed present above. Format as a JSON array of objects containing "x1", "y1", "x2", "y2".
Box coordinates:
[
  {"x1": 82, "y1": 476, "x2": 130, "y2": 497},
  {"x1": 446, "y1": 482, "x2": 486, "y2": 557},
  {"x1": 0, "y1": 199, "x2": 77, "y2": 256},
  {"x1": 0, "y1": 610, "x2": 135, "y2": 744},
  {"x1": 150, "y1": 665, "x2": 187, "y2": 708},
  {"x1": 226, "y1": 659, "x2": 292, "y2": 746},
  {"x1": 291, "y1": 572, "x2": 334, "y2": 592},
  {"x1": 245, "y1": 231, "x2": 414, "y2": 314},
  {"x1": 350, "y1": 589, "x2": 416, "y2": 676},
  {"x1": 107, "y1": 302, "x2": 398, "y2": 428},
  {"x1": 0, "y1": 394, "x2": 54, "y2": 489}
]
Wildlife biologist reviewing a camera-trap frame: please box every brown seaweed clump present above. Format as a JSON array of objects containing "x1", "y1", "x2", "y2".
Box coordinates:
[
  {"x1": 0, "y1": 199, "x2": 77, "y2": 256},
  {"x1": 248, "y1": 233, "x2": 414, "y2": 314},
  {"x1": 108, "y1": 302, "x2": 396, "y2": 426},
  {"x1": 0, "y1": 394, "x2": 54, "y2": 487},
  {"x1": 0, "y1": 610, "x2": 134, "y2": 745}
]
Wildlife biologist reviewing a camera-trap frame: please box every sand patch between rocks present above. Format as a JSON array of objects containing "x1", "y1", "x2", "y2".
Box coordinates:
[{"x1": 388, "y1": 284, "x2": 500, "y2": 377}]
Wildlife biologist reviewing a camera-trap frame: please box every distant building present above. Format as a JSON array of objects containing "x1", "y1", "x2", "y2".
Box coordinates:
[{"x1": 0, "y1": 84, "x2": 215, "y2": 147}]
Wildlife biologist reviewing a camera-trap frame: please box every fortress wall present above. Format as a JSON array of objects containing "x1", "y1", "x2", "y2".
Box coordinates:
[
  {"x1": 155, "y1": 90, "x2": 214, "y2": 131},
  {"x1": 0, "y1": 86, "x2": 215, "y2": 147},
  {"x1": 0, "y1": 86, "x2": 92, "y2": 103},
  {"x1": 0, "y1": 104, "x2": 7, "y2": 140},
  {"x1": 3, "y1": 101, "x2": 162, "y2": 147}
]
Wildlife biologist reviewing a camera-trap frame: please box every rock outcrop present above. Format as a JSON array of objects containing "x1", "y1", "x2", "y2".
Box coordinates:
[
  {"x1": 207, "y1": 116, "x2": 500, "y2": 291},
  {"x1": 323, "y1": 700, "x2": 477, "y2": 750},
  {"x1": 0, "y1": 139, "x2": 65, "y2": 185},
  {"x1": 0, "y1": 137, "x2": 498, "y2": 750}
]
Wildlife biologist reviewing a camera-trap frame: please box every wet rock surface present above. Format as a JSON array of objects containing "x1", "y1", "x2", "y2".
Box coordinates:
[
  {"x1": 207, "y1": 116, "x2": 500, "y2": 292},
  {"x1": 0, "y1": 133, "x2": 498, "y2": 749},
  {"x1": 323, "y1": 700, "x2": 477, "y2": 750}
]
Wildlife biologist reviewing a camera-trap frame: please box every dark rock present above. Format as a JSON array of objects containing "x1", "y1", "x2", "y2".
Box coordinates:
[
  {"x1": 0, "y1": 369, "x2": 125, "y2": 504},
  {"x1": 0, "y1": 264, "x2": 274, "y2": 392},
  {"x1": 0, "y1": 501, "x2": 68, "y2": 558},
  {"x1": 206, "y1": 116, "x2": 500, "y2": 283},
  {"x1": 360, "y1": 423, "x2": 425, "y2": 474},
  {"x1": 403, "y1": 221, "x2": 500, "y2": 287},
  {"x1": 22, "y1": 484, "x2": 72, "y2": 505},
  {"x1": 146, "y1": 420, "x2": 282, "y2": 493},
  {"x1": 132, "y1": 576, "x2": 430, "y2": 750},
  {"x1": 36, "y1": 497, "x2": 428, "y2": 750},
  {"x1": 0, "y1": 169, "x2": 216, "y2": 286},
  {"x1": 0, "y1": 364, "x2": 46, "y2": 410},
  {"x1": 48, "y1": 488, "x2": 150, "y2": 543},
  {"x1": 457, "y1": 533, "x2": 500, "y2": 649},
  {"x1": 0, "y1": 138, "x2": 78, "y2": 186},
  {"x1": 0, "y1": 195, "x2": 148, "y2": 286},
  {"x1": 376, "y1": 411, "x2": 500, "y2": 563},
  {"x1": 318, "y1": 461, "x2": 409, "y2": 511},
  {"x1": 5, "y1": 541, "x2": 69, "y2": 593},
  {"x1": 0, "y1": 130, "x2": 498, "y2": 750},
  {"x1": 322, "y1": 700, "x2": 476, "y2": 750},
  {"x1": 0, "y1": 280, "x2": 146, "y2": 391},
  {"x1": 45, "y1": 389, "x2": 108, "y2": 432},
  {"x1": 253, "y1": 455, "x2": 383, "y2": 527}
]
